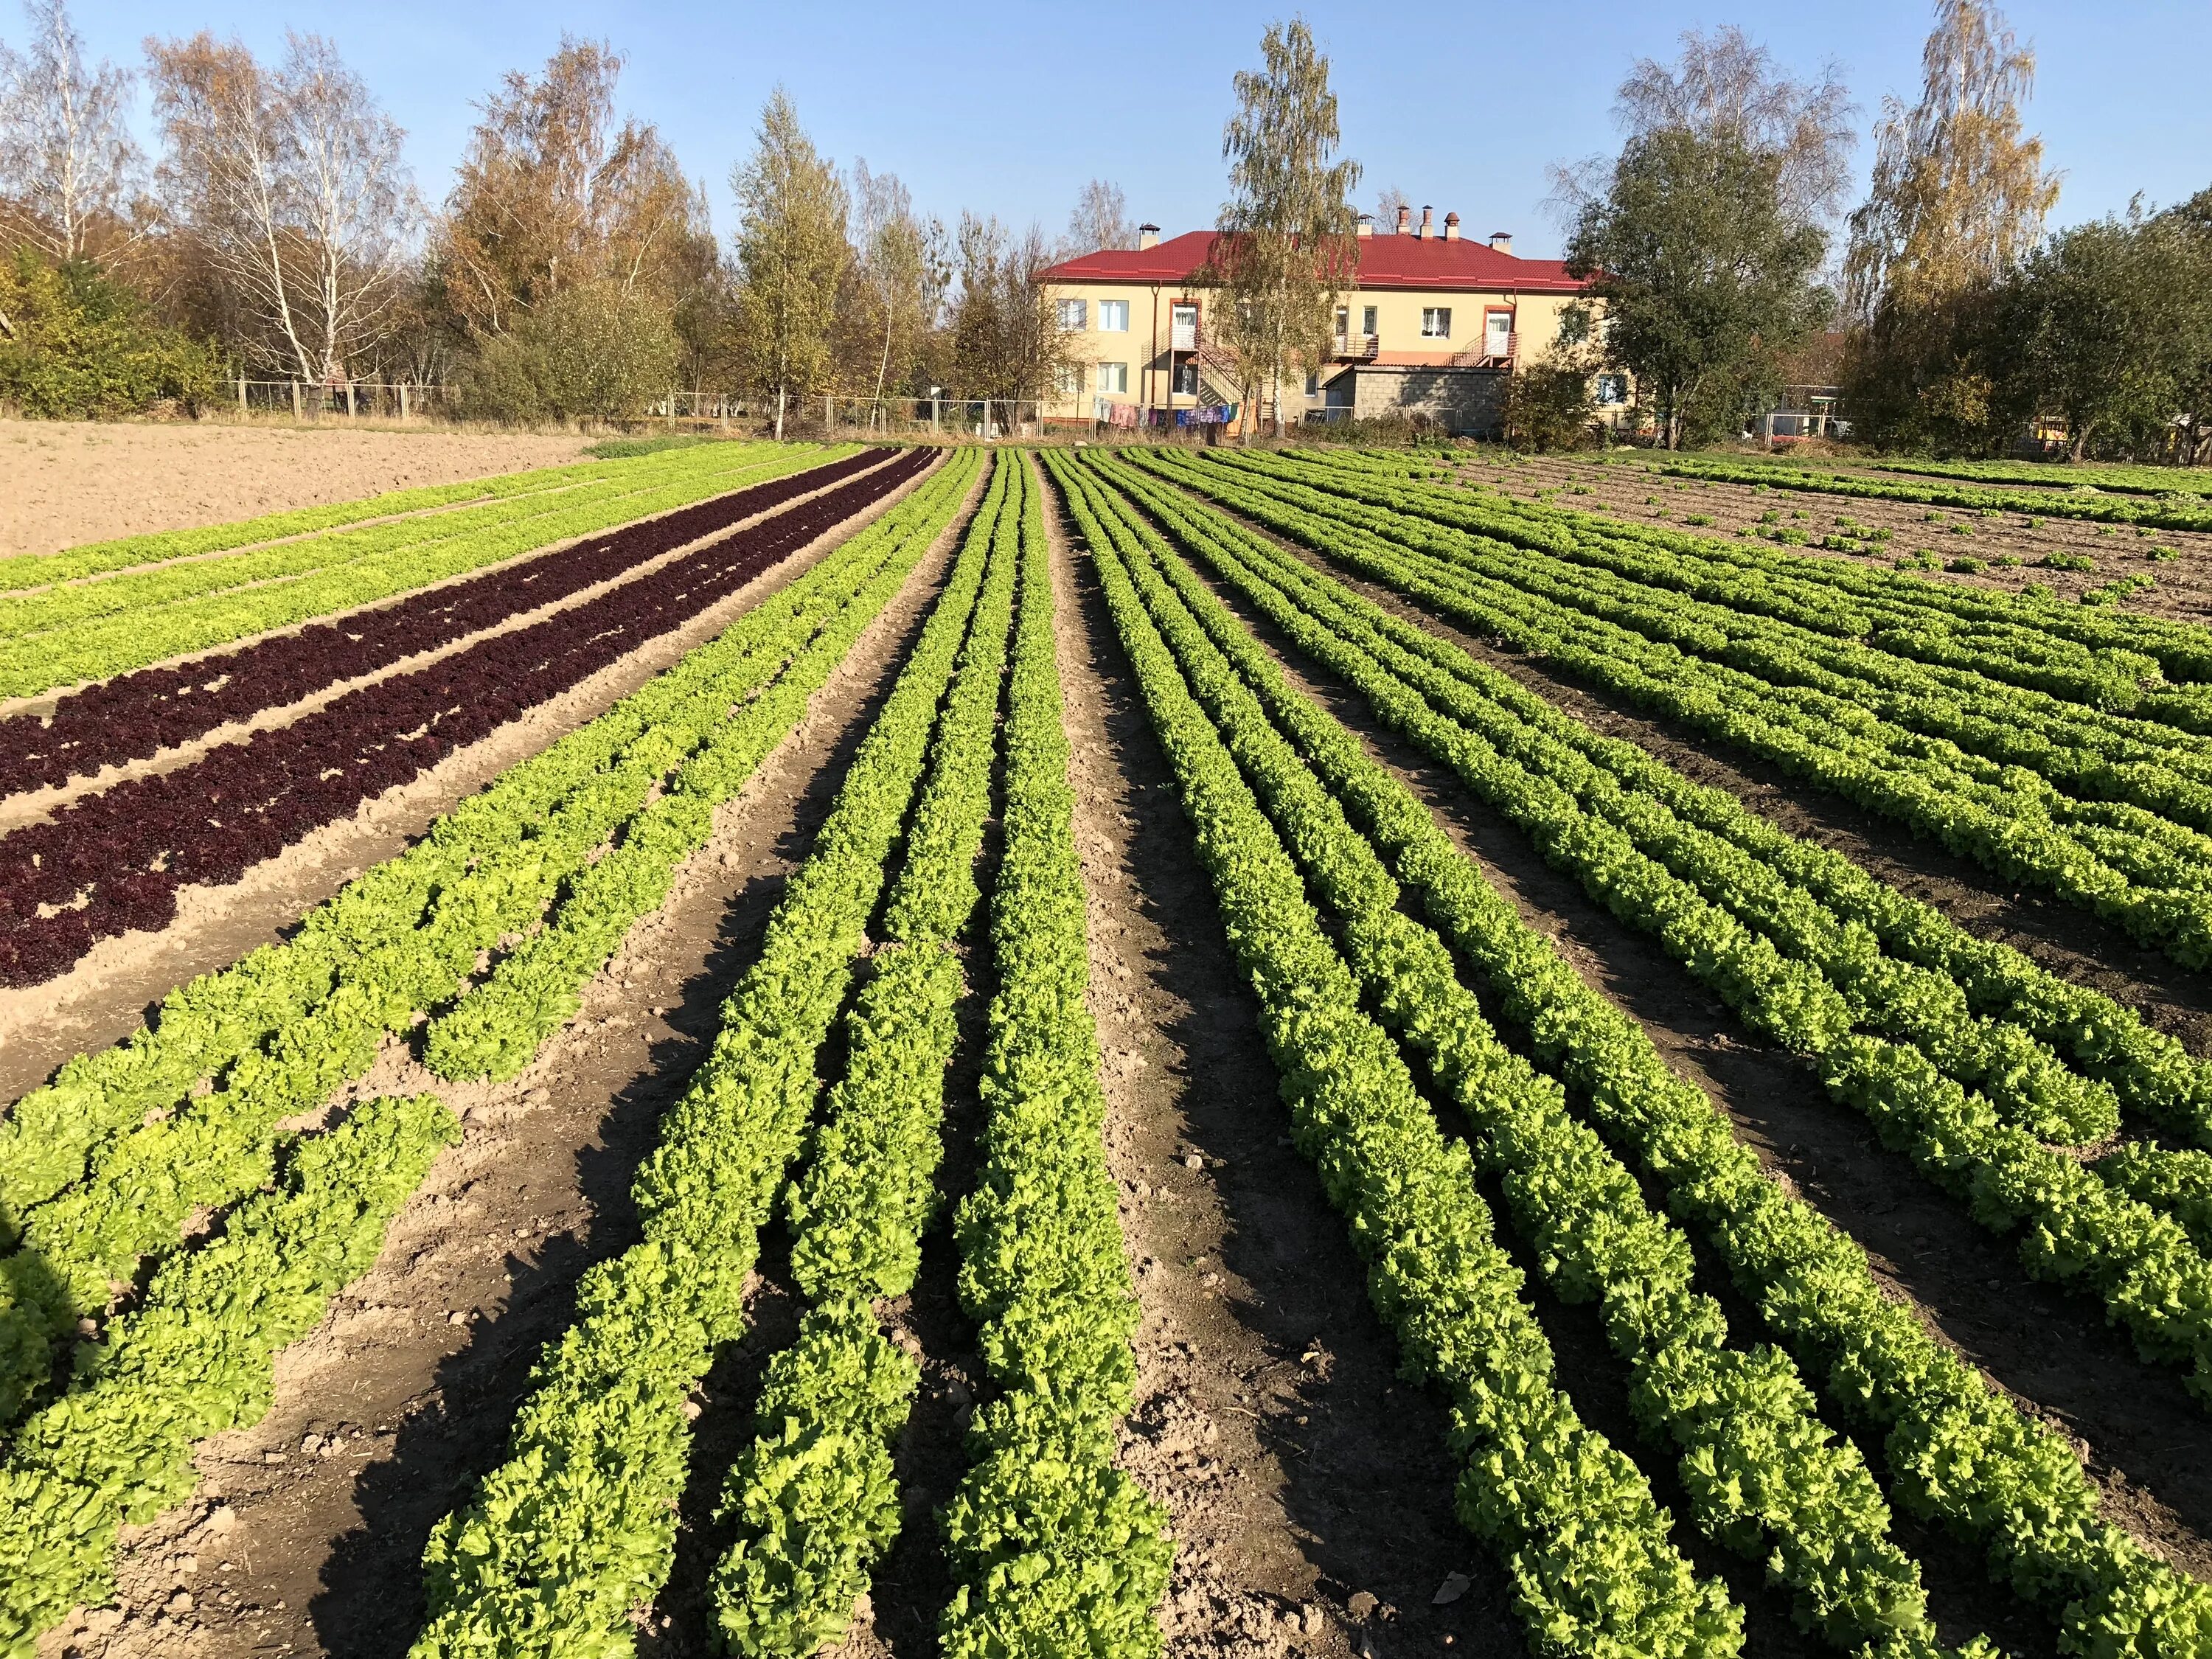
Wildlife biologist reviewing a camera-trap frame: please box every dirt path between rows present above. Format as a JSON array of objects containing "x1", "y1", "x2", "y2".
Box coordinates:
[
  {"x1": 1045, "y1": 466, "x2": 1524, "y2": 1659},
  {"x1": 1166, "y1": 512, "x2": 2212, "y2": 1650},
  {"x1": 0, "y1": 422, "x2": 594, "y2": 558},
  {"x1": 46, "y1": 457, "x2": 990, "y2": 1659},
  {"x1": 0, "y1": 452, "x2": 935, "y2": 1107}
]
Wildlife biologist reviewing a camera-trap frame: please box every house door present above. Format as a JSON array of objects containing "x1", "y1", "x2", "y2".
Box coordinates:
[
  {"x1": 1170, "y1": 302, "x2": 1199, "y2": 352},
  {"x1": 1484, "y1": 310, "x2": 1513, "y2": 359}
]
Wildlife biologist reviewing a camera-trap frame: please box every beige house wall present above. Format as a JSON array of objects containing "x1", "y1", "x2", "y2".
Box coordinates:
[{"x1": 1038, "y1": 274, "x2": 1602, "y2": 424}]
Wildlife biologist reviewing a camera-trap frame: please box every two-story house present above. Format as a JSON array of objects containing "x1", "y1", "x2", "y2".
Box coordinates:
[{"x1": 1037, "y1": 204, "x2": 1615, "y2": 436}]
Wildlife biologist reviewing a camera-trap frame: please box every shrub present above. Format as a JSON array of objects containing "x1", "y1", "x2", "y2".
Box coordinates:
[
  {"x1": 452, "y1": 281, "x2": 680, "y2": 424},
  {"x1": 0, "y1": 248, "x2": 221, "y2": 418}
]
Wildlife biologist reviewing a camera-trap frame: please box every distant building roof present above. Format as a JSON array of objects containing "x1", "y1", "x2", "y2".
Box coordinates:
[{"x1": 1040, "y1": 229, "x2": 1587, "y2": 294}]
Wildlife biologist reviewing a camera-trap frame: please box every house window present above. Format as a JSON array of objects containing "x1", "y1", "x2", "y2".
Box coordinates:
[
  {"x1": 1098, "y1": 299, "x2": 1130, "y2": 332},
  {"x1": 1174, "y1": 361, "x2": 1198, "y2": 396},
  {"x1": 1306, "y1": 372, "x2": 1320, "y2": 396},
  {"x1": 1170, "y1": 302, "x2": 1199, "y2": 350},
  {"x1": 1334, "y1": 305, "x2": 1349, "y2": 339},
  {"x1": 1595, "y1": 373, "x2": 1628, "y2": 407},
  {"x1": 1055, "y1": 363, "x2": 1084, "y2": 397},
  {"x1": 1361, "y1": 305, "x2": 1378, "y2": 335},
  {"x1": 1421, "y1": 307, "x2": 1452, "y2": 338},
  {"x1": 1097, "y1": 362, "x2": 1129, "y2": 394},
  {"x1": 1055, "y1": 297, "x2": 1088, "y2": 330}
]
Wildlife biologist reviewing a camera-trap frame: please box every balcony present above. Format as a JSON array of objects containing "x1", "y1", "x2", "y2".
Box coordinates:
[
  {"x1": 1449, "y1": 332, "x2": 1518, "y2": 369},
  {"x1": 1332, "y1": 333, "x2": 1380, "y2": 361}
]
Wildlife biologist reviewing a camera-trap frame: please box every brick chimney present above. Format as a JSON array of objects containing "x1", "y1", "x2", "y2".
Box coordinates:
[
  {"x1": 1419, "y1": 205, "x2": 1434, "y2": 239},
  {"x1": 1356, "y1": 213, "x2": 1373, "y2": 239},
  {"x1": 1395, "y1": 204, "x2": 1411, "y2": 236},
  {"x1": 1488, "y1": 231, "x2": 1514, "y2": 255},
  {"x1": 1444, "y1": 212, "x2": 1461, "y2": 242},
  {"x1": 1138, "y1": 223, "x2": 1160, "y2": 250}
]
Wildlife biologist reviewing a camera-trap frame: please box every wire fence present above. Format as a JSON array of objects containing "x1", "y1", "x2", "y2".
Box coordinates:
[{"x1": 232, "y1": 380, "x2": 450, "y2": 420}]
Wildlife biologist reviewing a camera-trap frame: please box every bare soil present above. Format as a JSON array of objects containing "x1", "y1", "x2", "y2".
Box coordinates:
[
  {"x1": 41, "y1": 456, "x2": 984, "y2": 1659},
  {"x1": 0, "y1": 421, "x2": 594, "y2": 558},
  {"x1": 1457, "y1": 452, "x2": 2212, "y2": 621}
]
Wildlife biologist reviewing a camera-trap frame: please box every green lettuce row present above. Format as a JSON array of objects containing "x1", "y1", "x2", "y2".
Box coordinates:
[
  {"x1": 1151, "y1": 455, "x2": 2212, "y2": 990},
  {"x1": 1071, "y1": 459, "x2": 1966, "y2": 1657},
  {"x1": 0, "y1": 445, "x2": 709, "y2": 592},
  {"x1": 1244, "y1": 448, "x2": 2186, "y2": 726},
  {"x1": 0, "y1": 451, "x2": 975, "y2": 1222},
  {"x1": 1068, "y1": 460, "x2": 2212, "y2": 1659},
  {"x1": 1098, "y1": 457, "x2": 2212, "y2": 1408},
  {"x1": 1055, "y1": 451, "x2": 1742, "y2": 1659},
  {"x1": 936, "y1": 457, "x2": 1172, "y2": 1659},
  {"x1": 2096, "y1": 1145, "x2": 2212, "y2": 1255},
  {"x1": 422, "y1": 454, "x2": 990, "y2": 1084},
  {"x1": 1157, "y1": 451, "x2": 2212, "y2": 919},
  {"x1": 0, "y1": 1091, "x2": 458, "y2": 1658},
  {"x1": 1245, "y1": 450, "x2": 2212, "y2": 827},
  {"x1": 406, "y1": 456, "x2": 999, "y2": 1659},
  {"x1": 0, "y1": 446, "x2": 775, "y2": 643},
  {"x1": 0, "y1": 455, "x2": 978, "y2": 1427},
  {"x1": 1614, "y1": 453, "x2": 2212, "y2": 536},
  {"x1": 0, "y1": 441, "x2": 794, "y2": 633},
  {"x1": 1115, "y1": 454, "x2": 2124, "y2": 1147},
  {"x1": 1863, "y1": 458, "x2": 2212, "y2": 499},
  {"x1": 1138, "y1": 461, "x2": 2212, "y2": 1152},
  {"x1": 0, "y1": 443, "x2": 844, "y2": 696},
  {"x1": 706, "y1": 450, "x2": 1019, "y2": 1657},
  {"x1": 1570, "y1": 456, "x2": 2212, "y2": 686}
]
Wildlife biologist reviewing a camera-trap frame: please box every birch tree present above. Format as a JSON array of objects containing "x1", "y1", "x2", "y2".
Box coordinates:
[
  {"x1": 146, "y1": 32, "x2": 416, "y2": 407},
  {"x1": 731, "y1": 88, "x2": 845, "y2": 441},
  {"x1": 439, "y1": 39, "x2": 712, "y2": 340},
  {"x1": 0, "y1": 0, "x2": 142, "y2": 264},
  {"x1": 1214, "y1": 18, "x2": 1361, "y2": 439},
  {"x1": 843, "y1": 159, "x2": 945, "y2": 415},
  {"x1": 1064, "y1": 177, "x2": 1134, "y2": 255},
  {"x1": 1838, "y1": 2, "x2": 2059, "y2": 448}
]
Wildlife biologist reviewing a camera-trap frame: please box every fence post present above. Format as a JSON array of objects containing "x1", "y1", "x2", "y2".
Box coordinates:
[
  {"x1": 399, "y1": 383, "x2": 410, "y2": 421},
  {"x1": 930, "y1": 398, "x2": 939, "y2": 434},
  {"x1": 291, "y1": 380, "x2": 302, "y2": 420},
  {"x1": 825, "y1": 394, "x2": 833, "y2": 434},
  {"x1": 237, "y1": 376, "x2": 246, "y2": 414},
  {"x1": 346, "y1": 380, "x2": 357, "y2": 419}
]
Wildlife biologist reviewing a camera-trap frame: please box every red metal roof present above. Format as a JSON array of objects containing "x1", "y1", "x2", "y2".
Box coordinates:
[{"x1": 1040, "y1": 229, "x2": 1587, "y2": 293}]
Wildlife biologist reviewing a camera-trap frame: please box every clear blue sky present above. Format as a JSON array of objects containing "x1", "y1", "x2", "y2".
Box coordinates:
[{"x1": 41, "y1": 0, "x2": 2211, "y2": 259}]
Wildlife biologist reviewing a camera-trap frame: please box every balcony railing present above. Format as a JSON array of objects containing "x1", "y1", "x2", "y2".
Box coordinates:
[
  {"x1": 1332, "y1": 333, "x2": 1381, "y2": 361},
  {"x1": 1448, "y1": 332, "x2": 1518, "y2": 369}
]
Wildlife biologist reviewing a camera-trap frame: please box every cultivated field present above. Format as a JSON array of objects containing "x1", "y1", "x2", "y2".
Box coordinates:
[{"x1": 2, "y1": 437, "x2": 2210, "y2": 1659}]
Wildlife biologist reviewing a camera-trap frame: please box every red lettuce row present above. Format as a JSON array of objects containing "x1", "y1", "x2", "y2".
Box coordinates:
[
  {"x1": 0, "y1": 450, "x2": 888, "y2": 799},
  {"x1": 0, "y1": 450, "x2": 931, "y2": 987}
]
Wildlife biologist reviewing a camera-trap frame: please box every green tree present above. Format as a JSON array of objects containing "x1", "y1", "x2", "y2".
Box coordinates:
[
  {"x1": 0, "y1": 244, "x2": 219, "y2": 415},
  {"x1": 2155, "y1": 187, "x2": 2212, "y2": 465},
  {"x1": 1561, "y1": 27, "x2": 1848, "y2": 448},
  {"x1": 1212, "y1": 18, "x2": 1361, "y2": 440},
  {"x1": 1504, "y1": 302, "x2": 1603, "y2": 450},
  {"x1": 948, "y1": 212, "x2": 1068, "y2": 411},
  {"x1": 1998, "y1": 214, "x2": 2198, "y2": 461},
  {"x1": 450, "y1": 276, "x2": 676, "y2": 422},
  {"x1": 1567, "y1": 128, "x2": 1832, "y2": 447},
  {"x1": 1841, "y1": 1, "x2": 2059, "y2": 451},
  {"x1": 730, "y1": 88, "x2": 846, "y2": 440},
  {"x1": 837, "y1": 158, "x2": 945, "y2": 414}
]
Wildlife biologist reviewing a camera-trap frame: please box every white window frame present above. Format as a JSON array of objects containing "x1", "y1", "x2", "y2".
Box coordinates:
[
  {"x1": 1361, "y1": 304, "x2": 1379, "y2": 336},
  {"x1": 1055, "y1": 297, "x2": 1088, "y2": 331},
  {"x1": 1173, "y1": 361, "x2": 1199, "y2": 397},
  {"x1": 1054, "y1": 362, "x2": 1085, "y2": 397},
  {"x1": 1421, "y1": 306, "x2": 1452, "y2": 339},
  {"x1": 1097, "y1": 299, "x2": 1130, "y2": 333},
  {"x1": 1097, "y1": 361, "x2": 1130, "y2": 394}
]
